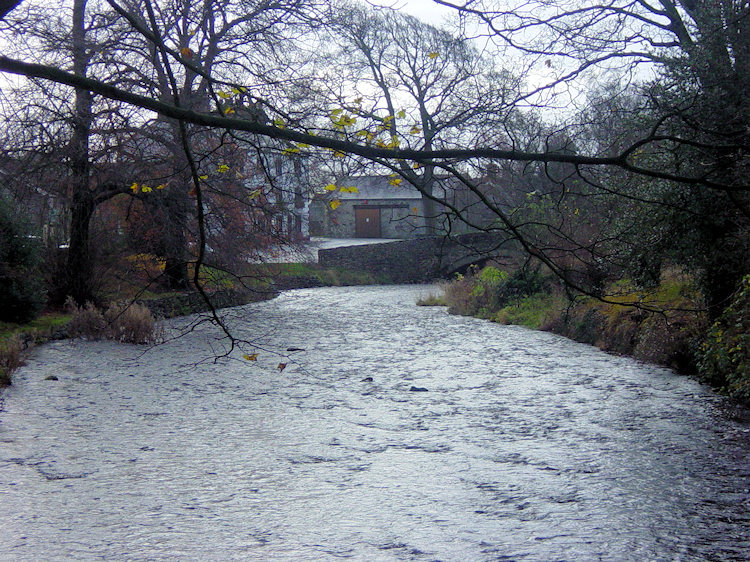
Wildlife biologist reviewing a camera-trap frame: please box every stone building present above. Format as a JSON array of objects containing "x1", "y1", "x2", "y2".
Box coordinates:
[{"x1": 309, "y1": 173, "x2": 505, "y2": 239}]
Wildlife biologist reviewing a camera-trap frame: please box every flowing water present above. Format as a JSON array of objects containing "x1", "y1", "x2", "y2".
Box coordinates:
[{"x1": 1, "y1": 285, "x2": 749, "y2": 561}]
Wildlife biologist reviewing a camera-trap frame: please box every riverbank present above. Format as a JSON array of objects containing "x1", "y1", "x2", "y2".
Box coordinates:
[
  {"x1": 424, "y1": 265, "x2": 750, "y2": 404},
  {"x1": 0, "y1": 262, "x2": 389, "y2": 386}
]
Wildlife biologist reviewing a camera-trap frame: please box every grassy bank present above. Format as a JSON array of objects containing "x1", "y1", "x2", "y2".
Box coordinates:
[{"x1": 426, "y1": 265, "x2": 750, "y2": 404}]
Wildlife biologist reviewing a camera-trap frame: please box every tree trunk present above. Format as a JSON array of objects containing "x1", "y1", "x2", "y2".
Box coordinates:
[
  {"x1": 66, "y1": 189, "x2": 95, "y2": 304},
  {"x1": 65, "y1": 0, "x2": 95, "y2": 305}
]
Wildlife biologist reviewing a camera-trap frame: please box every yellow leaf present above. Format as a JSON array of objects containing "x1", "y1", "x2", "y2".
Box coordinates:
[
  {"x1": 129, "y1": 182, "x2": 139, "y2": 193},
  {"x1": 180, "y1": 47, "x2": 194, "y2": 59},
  {"x1": 198, "y1": 175, "x2": 209, "y2": 180},
  {"x1": 156, "y1": 184, "x2": 165, "y2": 190},
  {"x1": 282, "y1": 147, "x2": 301, "y2": 155},
  {"x1": 412, "y1": 206, "x2": 418, "y2": 214},
  {"x1": 296, "y1": 143, "x2": 310, "y2": 149},
  {"x1": 324, "y1": 184, "x2": 338, "y2": 191},
  {"x1": 141, "y1": 185, "x2": 152, "y2": 193},
  {"x1": 409, "y1": 126, "x2": 422, "y2": 135},
  {"x1": 217, "y1": 91, "x2": 231, "y2": 99},
  {"x1": 412, "y1": 162, "x2": 421, "y2": 169},
  {"x1": 243, "y1": 353, "x2": 258, "y2": 361},
  {"x1": 340, "y1": 186, "x2": 359, "y2": 194},
  {"x1": 248, "y1": 189, "x2": 262, "y2": 199},
  {"x1": 217, "y1": 164, "x2": 230, "y2": 173},
  {"x1": 223, "y1": 106, "x2": 235, "y2": 115},
  {"x1": 397, "y1": 109, "x2": 406, "y2": 119},
  {"x1": 333, "y1": 151, "x2": 346, "y2": 158},
  {"x1": 230, "y1": 87, "x2": 242, "y2": 95},
  {"x1": 273, "y1": 117, "x2": 286, "y2": 129},
  {"x1": 330, "y1": 199, "x2": 342, "y2": 210},
  {"x1": 330, "y1": 108, "x2": 343, "y2": 117},
  {"x1": 428, "y1": 51, "x2": 439, "y2": 59},
  {"x1": 389, "y1": 177, "x2": 402, "y2": 186}
]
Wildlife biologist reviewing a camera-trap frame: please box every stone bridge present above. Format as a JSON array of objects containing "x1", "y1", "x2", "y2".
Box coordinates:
[{"x1": 318, "y1": 232, "x2": 509, "y2": 283}]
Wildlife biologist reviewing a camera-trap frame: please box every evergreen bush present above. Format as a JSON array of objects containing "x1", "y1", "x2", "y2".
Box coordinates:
[{"x1": 0, "y1": 197, "x2": 46, "y2": 323}]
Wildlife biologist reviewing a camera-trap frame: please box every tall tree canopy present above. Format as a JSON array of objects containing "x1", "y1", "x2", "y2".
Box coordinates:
[{"x1": 0, "y1": 0, "x2": 747, "y2": 319}]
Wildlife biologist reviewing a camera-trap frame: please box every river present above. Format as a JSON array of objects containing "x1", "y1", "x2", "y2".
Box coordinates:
[{"x1": 1, "y1": 285, "x2": 749, "y2": 560}]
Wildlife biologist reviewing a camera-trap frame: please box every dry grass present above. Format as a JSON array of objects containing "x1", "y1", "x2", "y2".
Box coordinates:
[
  {"x1": 66, "y1": 300, "x2": 107, "y2": 340},
  {"x1": 105, "y1": 303, "x2": 163, "y2": 344},
  {"x1": 0, "y1": 335, "x2": 24, "y2": 386},
  {"x1": 67, "y1": 298, "x2": 162, "y2": 344}
]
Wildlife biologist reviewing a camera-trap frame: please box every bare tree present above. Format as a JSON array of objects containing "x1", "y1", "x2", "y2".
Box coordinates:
[
  {"x1": 314, "y1": 2, "x2": 520, "y2": 233},
  {"x1": 0, "y1": 0, "x2": 747, "y2": 318}
]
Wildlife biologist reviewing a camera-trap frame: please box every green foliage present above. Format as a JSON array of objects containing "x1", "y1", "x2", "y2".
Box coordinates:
[
  {"x1": 444, "y1": 266, "x2": 548, "y2": 323},
  {"x1": 698, "y1": 275, "x2": 750, "y2": 401},
  {"x1": 549, "y1": 270, "x2": 705, "y2": 369},
  {"x1": 493, "y1": 294, "x2": 562, "y2": 329},
  {"x1": 0, "y1": 197, "x2": 46, "y2": 323},
  {"x1": 445, "y1": 265, "x2": 549, "y2": 317}
]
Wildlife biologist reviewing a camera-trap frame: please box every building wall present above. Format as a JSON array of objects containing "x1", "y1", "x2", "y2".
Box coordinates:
[{"x1": 312, "y1": 198, "x2": 428, "y2": 239}]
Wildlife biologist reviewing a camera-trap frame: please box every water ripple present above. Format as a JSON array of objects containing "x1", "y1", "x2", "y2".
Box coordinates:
[{"x1": 1, "y1": 285, "x2": 749, "y2": 560}]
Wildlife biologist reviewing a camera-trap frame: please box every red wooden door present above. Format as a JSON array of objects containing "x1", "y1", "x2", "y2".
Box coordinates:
[{"x1": 355, "y1": 208, "x2": 381, "y2": 238}]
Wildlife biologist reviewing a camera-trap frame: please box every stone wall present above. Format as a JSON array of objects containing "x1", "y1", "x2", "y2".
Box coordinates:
[
  {"x1": 318, "y1": 233, "x2": 510, "y2": 283},
  {"x1": 318, "y1": 238, "x2": 442, "y2": 283}
]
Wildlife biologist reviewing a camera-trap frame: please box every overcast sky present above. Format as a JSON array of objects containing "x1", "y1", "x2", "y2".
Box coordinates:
[{"x1": 367, "y1": 0, "x2": 456, "y2": 26}]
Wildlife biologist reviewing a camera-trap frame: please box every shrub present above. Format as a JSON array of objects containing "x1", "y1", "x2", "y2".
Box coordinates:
[
  {"x1": 444, "y1": 272, "x2": 480, "y2": 316},
  {"x1": 494, "y1": 293, "x2": 563, "y2": 329},
  {"x1": 66, "y1": 297, "x2": 162, "y2": 344},
  {"x1": 0, "y1": 335, "x2": 24, "y2": 386},
  {"x1": 105, "y1": 302, "x2": 161, "y2": 344},
  {"x1": 66, "y1": 299, "x2": 107, "y2": 340},
  {"x1": 0, "y1": 197, "x2": 46, "y2": 323},
  {"x1": 698, "y1": 274, "x2": 750, "y2": 401},
  {"x1": 444, "y1": 265, "x2": 550, "y2": 318}
]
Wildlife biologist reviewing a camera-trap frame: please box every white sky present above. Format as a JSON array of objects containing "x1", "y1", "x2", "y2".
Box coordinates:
[{"x1": 367, "y1": 0, "x2": 456, "y2": 26}]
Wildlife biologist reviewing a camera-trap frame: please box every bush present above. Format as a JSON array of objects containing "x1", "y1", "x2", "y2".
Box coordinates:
[
  {"x1": 66, "y1": 299, "x2": 107, "y2": 340},
  {"x1": 0, "y1": 197, "x2": 46, "y2": 323},
  {"x1": 0, "y1": 335, "x2": 24, "y2": 386},
  {"x1": 698, "y1": 274, "x2": 750, "y2": 401},
  {"x1": 444, "y1": 264, "x2": 549, "y2": 318},
  {"x1": 66, "y1": 298, "x2": 161, "y2": 344},
  {"x1": 494, "y1": 293, "x2": 563, "y2": 329},
  {"x1": 105, "y1": 302, "x2": 161, "y2": 344}
]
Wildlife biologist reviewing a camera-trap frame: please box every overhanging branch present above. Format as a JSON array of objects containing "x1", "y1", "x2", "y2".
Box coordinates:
[{"x1": 0, "y1": 54, "x2": 742, "y2": 191}]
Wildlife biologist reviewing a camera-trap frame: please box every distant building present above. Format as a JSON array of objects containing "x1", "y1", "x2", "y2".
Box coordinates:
[
  {"x1": 310, "y1": 173, "x2": 507, "y2": 239},
  {"x1": 310, "y1": 175, "x2": 426, "y2": 239}
]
